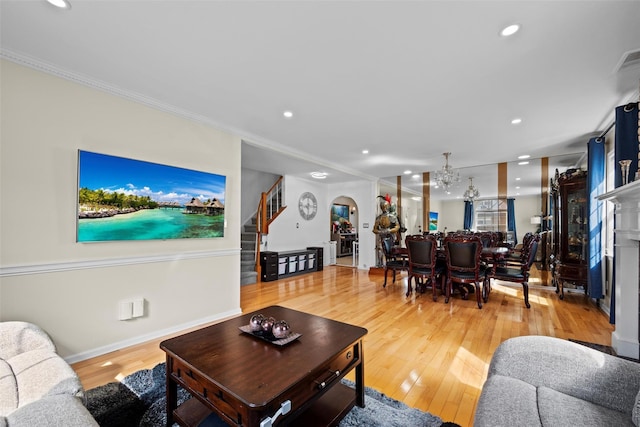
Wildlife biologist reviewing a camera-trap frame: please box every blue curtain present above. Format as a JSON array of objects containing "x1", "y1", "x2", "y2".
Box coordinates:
[
  {"x1": 587, "y1": 137, "x2": 604, "y2": 300},
  {"x1": 507, "y1": 198, "x2": 517, "y2": 244},
  {"x1": 615, "y1": 103, "x2": 639, "y2": 185},
  {"x1": 463, "y1": 201, "x2": 473, "y2": 230},
  {"x1": 546, "y1": 194, "x2": 554, "y2": 232},
  {"x1": 610, "y1": 102, "x2": 639, "y2": 324}
]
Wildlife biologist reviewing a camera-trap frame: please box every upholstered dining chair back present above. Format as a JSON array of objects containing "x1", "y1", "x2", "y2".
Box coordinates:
[
  {"x1": 405, "y1": 234, "x2": 444, "y2": 299},
  {"x1": 519, "y1": 232, "x2": 534, "y2": 254},
  {"x1": 443, "y1": 234, "x2": 486, "y2": 308},
  {"x1": 478, "y1": 232, "x2": 494, "y2": 249},
  {"x1": 380, "y1": 234, "x2": 408, "y2": 288},
  {"x1": 406, "y1": 234, "x2": 436, "y2": 269},
  {"x1": 381, "y1": 235, "x2": 395, "y2": 259},
  {"x1": 523, "y1": 234, "x2": 540, "y2": 270},
  {"x1": 445, "y1": 235, "x2": 482, "y2": 272}
]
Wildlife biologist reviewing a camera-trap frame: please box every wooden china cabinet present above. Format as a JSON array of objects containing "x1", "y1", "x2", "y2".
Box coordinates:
[{"x1": 551, "y1": 169, "x2": 588, "y2": 299}]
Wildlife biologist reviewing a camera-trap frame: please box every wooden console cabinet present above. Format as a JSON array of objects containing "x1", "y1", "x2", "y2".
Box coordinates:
[{"x1": 260, "y1": 249, "x2": 317, "y2": 282}]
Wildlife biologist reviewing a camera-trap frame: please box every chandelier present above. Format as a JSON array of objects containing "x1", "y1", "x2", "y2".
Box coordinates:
[
  {"x1": 435, "y1": 152, "x2": 460, "y2": 191},
  {"x1": 463, "y1": 177, "x2": 480, "y2": 202}
]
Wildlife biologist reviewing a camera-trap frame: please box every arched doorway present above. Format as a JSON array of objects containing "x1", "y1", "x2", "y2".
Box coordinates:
[{"x1": 330, "y1": 196, "x2": 358, "y2": 267}]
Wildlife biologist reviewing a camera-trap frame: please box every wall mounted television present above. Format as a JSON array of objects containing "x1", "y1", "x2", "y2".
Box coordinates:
[{"x1": 77, "y1": 150, "x2": 226, "y2": 242}]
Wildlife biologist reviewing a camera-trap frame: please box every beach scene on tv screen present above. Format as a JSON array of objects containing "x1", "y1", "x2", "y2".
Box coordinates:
[{"x1": 77, "y1": 150, "x2": 226, "y2": 242}]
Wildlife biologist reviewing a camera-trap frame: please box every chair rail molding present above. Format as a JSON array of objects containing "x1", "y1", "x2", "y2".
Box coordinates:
[{"x1": 0, "y1": 249, "x2": 240, "y2": 277}]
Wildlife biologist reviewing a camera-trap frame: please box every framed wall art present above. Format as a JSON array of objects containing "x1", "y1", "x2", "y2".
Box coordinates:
[
  {"x1": 331, "y1": 204, "x2": 350, "y2": 223},
  {"x1": 77, "y1": 150, "x2": 226, "y2": 242},
  {"x1": 429, "y1": 211, "x2": 438, "y2": 231}
]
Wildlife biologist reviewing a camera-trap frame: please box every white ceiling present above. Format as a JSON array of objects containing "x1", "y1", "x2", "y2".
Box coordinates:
[{"x1": 2, "y1": 1, "x2": 639, "y2": 201}]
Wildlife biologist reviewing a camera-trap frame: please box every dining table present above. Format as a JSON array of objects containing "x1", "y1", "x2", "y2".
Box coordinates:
[
  {"x1": 399, "y1": 244, "x2": 509, "y2": 264},
  {"x1": 391, "y1": 244, "x2": 510, "y2": 302},
  {"x1": 481, "y1": 246, "x2": 510, "y2": 264}
]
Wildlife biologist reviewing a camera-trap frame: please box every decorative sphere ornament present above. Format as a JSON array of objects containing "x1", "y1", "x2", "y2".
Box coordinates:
[
  {"x1": 272, "y1": 320, "x2": 291, "y2": 339},
  {"x1": 249, "y1": 314, "x2": 265, "y2": 332},
  {"x1": 260, "y1": 317, "x2": 276, "y2": 334}
]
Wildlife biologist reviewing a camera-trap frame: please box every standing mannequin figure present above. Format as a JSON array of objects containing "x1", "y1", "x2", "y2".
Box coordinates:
[{"x1": 372, "y1": 194, "x2": 400, "y2": 267}]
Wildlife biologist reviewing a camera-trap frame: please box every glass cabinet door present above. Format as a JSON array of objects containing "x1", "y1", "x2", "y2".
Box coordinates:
[
  {"x1": 565, "y1": 187, "x2": 587, "y2": 263},
  {"x1": 551, "y1": 170, "x2": 588, "y2": 297}
]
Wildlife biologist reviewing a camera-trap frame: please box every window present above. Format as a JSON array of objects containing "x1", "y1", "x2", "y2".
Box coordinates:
[{"x1": 474, "y1": 199, "x2": 507, "y2": 232}]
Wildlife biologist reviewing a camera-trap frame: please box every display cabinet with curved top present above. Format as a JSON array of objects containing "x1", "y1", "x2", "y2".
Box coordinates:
[{"x1": 551, "y1": 169, "x2": 588, "y2": 299}]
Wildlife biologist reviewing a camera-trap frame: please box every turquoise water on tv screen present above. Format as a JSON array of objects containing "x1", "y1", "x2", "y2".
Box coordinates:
[{"x1": 77, "y1": 209, "x2": 224, "y2": 242}]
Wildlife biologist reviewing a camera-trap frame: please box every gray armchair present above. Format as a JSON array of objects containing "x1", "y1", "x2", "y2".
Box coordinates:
[{"x1": 475, "y1": 335, "x2": 640, "y2": 426}]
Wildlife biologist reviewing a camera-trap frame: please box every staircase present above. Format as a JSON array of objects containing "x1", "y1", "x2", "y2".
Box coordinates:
[
  {"x1": 240, "y1": 218, "x2": 259, "y2": 286},
  {"x1": 240, "y1": 176, "x2": 285, "y2": 286}
]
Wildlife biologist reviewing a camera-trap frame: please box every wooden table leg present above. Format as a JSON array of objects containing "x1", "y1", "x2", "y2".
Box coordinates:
[
  {"x1": 355, "y1": 340, "x2": 365, "y2": 408},
  {"x1": 165, "y1": 358, "x2": 177, "y2": 427}
]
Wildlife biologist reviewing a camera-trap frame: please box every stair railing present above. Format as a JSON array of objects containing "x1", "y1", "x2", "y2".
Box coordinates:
[{"x1": 255, "y1": 176, "x2": 286, "y2": 274}]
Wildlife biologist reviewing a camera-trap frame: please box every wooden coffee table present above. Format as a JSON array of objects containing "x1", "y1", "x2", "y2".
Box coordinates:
[{"x1": 160, "y1": 306, "x2": 367, "y2": 427}]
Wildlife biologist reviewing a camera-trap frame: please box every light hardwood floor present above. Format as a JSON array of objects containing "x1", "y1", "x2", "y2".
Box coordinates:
[{"x1": 72, "y1": 265, "x2": 613, "y2": 427}]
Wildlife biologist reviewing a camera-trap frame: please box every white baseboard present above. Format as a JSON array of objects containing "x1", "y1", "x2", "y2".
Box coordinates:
[
  {"x1": 64, "y1": 308, "x2": 242, "y2": 364},
  {"x1": 612, "y1": 331, "x2": 639, "y2": 359}
]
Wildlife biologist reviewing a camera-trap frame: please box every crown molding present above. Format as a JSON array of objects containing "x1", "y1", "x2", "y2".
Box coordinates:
[
  {"x1": 0, "y1": 48, "x2": 235, "y2": 130},
  {"x1": 1, "y1": 49, "x2": 375, "y2": 183}
]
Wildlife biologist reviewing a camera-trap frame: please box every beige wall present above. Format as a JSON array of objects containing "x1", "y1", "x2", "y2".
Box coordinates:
[{"x1": 0, "y1": 60, "x2": 242, "y2": 361}]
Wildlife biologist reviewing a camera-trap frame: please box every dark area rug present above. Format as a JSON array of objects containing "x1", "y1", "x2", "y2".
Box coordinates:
[
  {"x1": 569, "y1": 339, "x2": 617, "y2": 356},
  {"x1": 86, "y1": 363, "x2": 460, "y2": 427},
  {"x1": 569, "y1": 338, "x2": 640, "y2": 362}
]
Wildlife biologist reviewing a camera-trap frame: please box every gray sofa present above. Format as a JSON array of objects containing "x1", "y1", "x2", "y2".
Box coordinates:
[
  {"x1": 0, "y1": 321, "x2": 98, "y2": 426},
  {"x1": 474, "y1": 335, "x2": 640, "y2": 426}
]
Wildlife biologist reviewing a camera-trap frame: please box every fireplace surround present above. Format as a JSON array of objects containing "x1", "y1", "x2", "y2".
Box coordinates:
[{"x1": 598, "y1": 179, "x2": 640, "y2": 359}]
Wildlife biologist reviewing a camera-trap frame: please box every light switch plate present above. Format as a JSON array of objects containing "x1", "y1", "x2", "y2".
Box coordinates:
[{"x1": 132, "y1": 298, "x2": 144, "y2": 317}]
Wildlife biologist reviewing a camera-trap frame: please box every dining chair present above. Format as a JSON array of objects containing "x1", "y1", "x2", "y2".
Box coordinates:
[
  {"x1": 405, "y1": 234, "x2": 445, "y2": 300},
  {"x1": 486, "y1": 234, "x2": 540, "y2": 308},
  {"x1": 478, "y1": 232, "x2": 495, "y2": 248},
  {"x1": 443, "y1": 234, "x2": 487, "y2": 309},
  {"x1": 507, "y1": 232, "x2": 534, "y2": 262},
  {"x1": 381, "y1": 234, "x2": 408, "y2": 288}
]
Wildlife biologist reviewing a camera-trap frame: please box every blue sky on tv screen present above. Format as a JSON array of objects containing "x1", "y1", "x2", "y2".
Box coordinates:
[{"x1": 78, "y1": 151, "x2": 226, "y2": 206}]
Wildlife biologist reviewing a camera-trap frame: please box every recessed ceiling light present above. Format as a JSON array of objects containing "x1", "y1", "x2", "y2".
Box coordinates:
[
  {"x1": 515, "y1": 177, "x2": 521, "y2": 181},
  {"x1": 518, "y1": 161, "x2": 529, "y2": 165},
  {"x1": 310, "y1": 172, "x2": 327, "y2": 179},
  {"x1": 283, "y1": 110, "x2": 293, "y2": 119},
  {"x1": 511, "y1": 118, "x2": 522, "y2": 125},
  {"x1": 412, "y1": 196, "x2": 421, "y2": 201},
  {"x1": 412, "y1": 174, "x2": 420, "y2": 179},
  {"x1": 500, "y1": 24, "x2": 520, "y2": 37},
  {"x1": 516, "y1": 186, "x2": 521, "y2": 189},
  {"x1": 518, "y1": 155, "x2": 530, "y2": 159},
  {"x1": 362, "y1": 149, "x2": 369, "y2": 154},
  {"x1": 46, "y1": 0, "x2": 71, "y2": 9},
  {"x1": 404, "y1": 170, "x2": 412, "y2": 175}
]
